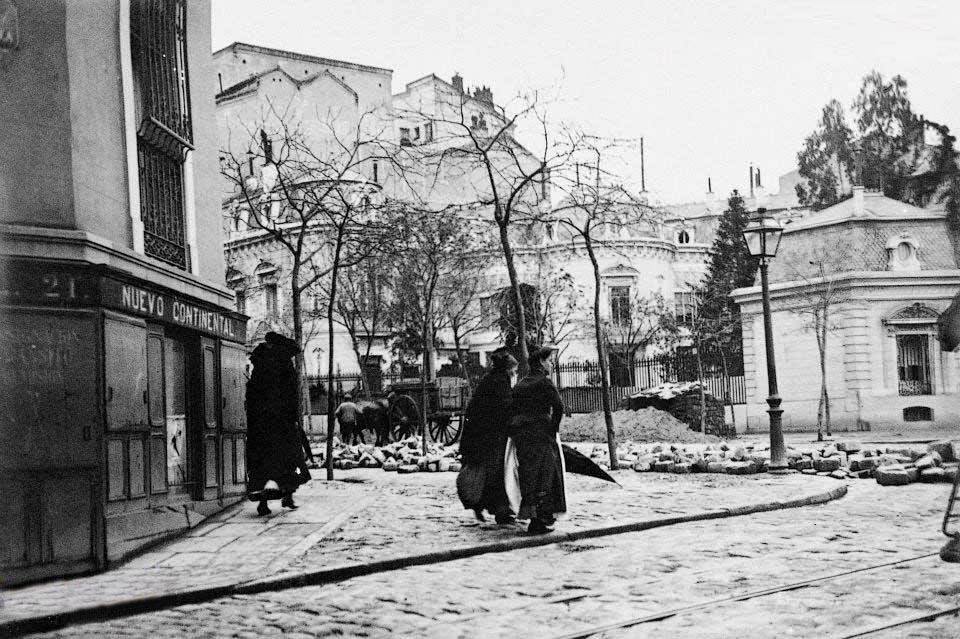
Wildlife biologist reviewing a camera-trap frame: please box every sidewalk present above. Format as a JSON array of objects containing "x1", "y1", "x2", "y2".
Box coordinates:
[{"x1": 0, "y1": 468, "x2": 842, "y2": 632}]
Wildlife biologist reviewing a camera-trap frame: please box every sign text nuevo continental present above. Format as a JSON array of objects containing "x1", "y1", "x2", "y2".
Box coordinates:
[{"x1": 103, "y1": 279, "x2": 245, "y2": 341}]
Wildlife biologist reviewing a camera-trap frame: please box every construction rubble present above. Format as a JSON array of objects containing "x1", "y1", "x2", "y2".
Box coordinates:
[
  {"x1": 325, "y1": 437, "x2": 462, "y2": 473},
  {"x1": 589, "y1": 439, "x2": 959, "y2": 485}
]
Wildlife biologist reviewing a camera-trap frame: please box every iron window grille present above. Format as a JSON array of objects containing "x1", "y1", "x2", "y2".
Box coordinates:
[
  {"x1": 896, "y1": 334, "x2": 932, "y2": 396},
  {"x1": 131, "y1": 0, "x2": 194, "y2": 270}
]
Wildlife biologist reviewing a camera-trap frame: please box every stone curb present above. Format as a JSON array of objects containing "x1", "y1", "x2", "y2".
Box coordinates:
[{"x1": 0, "y1": 484, "x2": 847, "y2": 637}]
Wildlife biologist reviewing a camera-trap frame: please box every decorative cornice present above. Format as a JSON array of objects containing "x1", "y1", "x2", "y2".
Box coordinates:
[
  {"x1": 1, "y1": 224, "x2": 234, "y2": 304},
  {"x1": 732, "y1": 270, "x2": 960, "y2": 305}
]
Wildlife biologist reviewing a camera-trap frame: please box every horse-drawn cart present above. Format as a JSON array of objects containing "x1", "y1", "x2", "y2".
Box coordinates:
[{"x1": 387, "y1": 377, "x2": 470, "y2": 445}]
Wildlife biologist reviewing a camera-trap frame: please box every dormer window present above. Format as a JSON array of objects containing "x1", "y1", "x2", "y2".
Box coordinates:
[
  {"x1": 399, "y1": 127, "x2": 412, "y2": 147},
  {"x1": 886, "y1": 234, "x2": 921, "y2": 271}
]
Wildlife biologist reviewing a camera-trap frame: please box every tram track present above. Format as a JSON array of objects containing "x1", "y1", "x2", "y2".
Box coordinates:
[
  {"x1": 545, "y1": 552, "x2": 941, "y2": 639},
  {"x1": 834, "y1": 604, "x2": 960, "y2": 638}
]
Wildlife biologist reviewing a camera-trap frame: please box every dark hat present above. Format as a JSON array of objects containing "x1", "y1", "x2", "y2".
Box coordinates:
[
  {"x1": 528, "y1": 343, "x2": 559, "y2": 367},
  {"x1": 489, "y1": 348, "x2": 518, "y2": 371},
  {"x1": 265, "y1": 331, "x2": 301, "y2": 356}
]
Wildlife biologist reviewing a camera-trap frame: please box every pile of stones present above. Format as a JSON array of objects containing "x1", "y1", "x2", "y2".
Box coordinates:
[
  {"x1": 328, "y1": 437, "x2": 462, "y2": 473},
  {"x1": 593, "y1": 439, "x2": 959, "y2": 485},
  {"x1": 599, "y1": 441, "x2": 776, "y2": 475}
]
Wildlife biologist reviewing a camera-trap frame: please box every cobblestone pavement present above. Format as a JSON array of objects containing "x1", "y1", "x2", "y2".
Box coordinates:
[
  {"x1": 28, "y1": 478, "x2": 958, "y2": 638},
  {"x1": 2, "y1": 465, "x2": 832, "y2": 628}
]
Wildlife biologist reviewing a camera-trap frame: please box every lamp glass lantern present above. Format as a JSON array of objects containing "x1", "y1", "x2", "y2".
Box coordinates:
[{"x1": 741, "y1": 209, "x2": 783, "y2": 259}]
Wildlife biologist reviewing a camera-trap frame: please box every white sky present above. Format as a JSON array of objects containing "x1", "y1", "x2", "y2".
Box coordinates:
[{"x1": 211, "y1": 0, "x2": 960, "y2": 204}]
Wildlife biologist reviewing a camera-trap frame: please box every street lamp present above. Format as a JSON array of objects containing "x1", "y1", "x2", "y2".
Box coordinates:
[{"x1": 741, "y1": 207, "x2": 787, "y2": 470}]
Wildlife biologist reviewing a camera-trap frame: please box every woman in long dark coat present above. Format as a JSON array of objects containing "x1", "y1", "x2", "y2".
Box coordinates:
[
  {"x1": 508, "y1": 345, "x2": 566, "y2": 534},
  {"x1": 458, "y1": 349, "x2": 518, "y2": 524},
  {"x1": 246, "y1": 332, "x2": 311, "y2": 516}
]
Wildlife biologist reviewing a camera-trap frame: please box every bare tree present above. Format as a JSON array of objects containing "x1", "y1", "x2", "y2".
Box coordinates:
[
  {"x1": 220, "y1": 102, "x2": 402, "y2": 479},
  {"x1": 527, "y1": 246, "x2": 584, "y2": 363},
  {"x1": 437, "y1": 252, "x2": 489, "y2": 389},
  {"x1": 395, "y1": 87, "x2": 583, "y2": 374},
  {"x1": 786, "y1": 240, "x2": 853, "y2": 440},
  {"x1": 602, "y1": 290, "x2": 678, "y2": 362},
  {"x1": 388, "y1": 205, "x2": 488, "y2": 454},
  {"x1": 551, "y1": 142, "x2": 657, "y2": 468},
  {"x1": 685, "y1": 286, "x2": 743, "y2": 431},
  {"x1": 332, "y1": 259, "x2": 391, "y2": 398}
]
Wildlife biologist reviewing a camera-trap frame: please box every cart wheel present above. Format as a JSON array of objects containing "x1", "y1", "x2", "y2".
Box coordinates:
[
  {"x1": 389, "y1": 394, "x2": 420, "y2": 441},
  {"x1": 428, "y1": 413, "x2": 462, "y2": 445}
]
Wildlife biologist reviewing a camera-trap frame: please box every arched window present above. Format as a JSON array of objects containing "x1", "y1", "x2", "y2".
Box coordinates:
[{"x1": 677, "y1": 230, "x2": 691, "y2": 244}]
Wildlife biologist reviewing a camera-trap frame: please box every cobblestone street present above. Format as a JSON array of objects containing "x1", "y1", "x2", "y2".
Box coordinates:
[{"x1": 10, "y1": 463, "x2": 958, "y2": 638}]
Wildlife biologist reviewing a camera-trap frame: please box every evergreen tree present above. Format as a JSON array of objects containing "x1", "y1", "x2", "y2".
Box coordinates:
[
  {"x1": 795, "y1": 100, "x2": 855, "y2": 209},
  {"x1": 697, "y1": 190, "x2": 759, "y2": 352},
  {"x1": 796, "y1": 70, "x2": 924, "y2": 210}
]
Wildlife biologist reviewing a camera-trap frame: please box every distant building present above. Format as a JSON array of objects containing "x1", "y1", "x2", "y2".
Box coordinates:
[
  {"x1": 732, "y1": 186, "x2": 960, "y2": 431},
  {"x1": 1, "y1": 1, "x2": 247, "y2": 585},
  {"x1": 214, "y1": 43, "x2": 823, "y2": 393}
]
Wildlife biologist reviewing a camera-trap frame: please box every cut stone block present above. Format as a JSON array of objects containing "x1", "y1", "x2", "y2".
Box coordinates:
[
  {"x1": 814, "y1": 458, "x2": 842, "y2": 472},
  {"x1": 876, "y1": 467, "x2": 911, "y2": 486},
  {"x1": 920, "y1": 467, "x2": 946, "y2": 483},
  {"x1": 928, "y1": 441, "x2": 957, "y2": 463},
  {"x1": 915, "y1": 453, "x2": 941, "y2": 470}
]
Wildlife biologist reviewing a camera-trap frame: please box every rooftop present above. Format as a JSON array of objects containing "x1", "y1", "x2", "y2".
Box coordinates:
[{"x1": 213, "y1": 42, "x2": 392, "y2": 76}]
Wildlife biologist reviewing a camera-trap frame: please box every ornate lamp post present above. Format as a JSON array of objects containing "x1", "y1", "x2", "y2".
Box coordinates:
[{"x1": 741, "y1": 207, "x2": 787, "y2": 470}]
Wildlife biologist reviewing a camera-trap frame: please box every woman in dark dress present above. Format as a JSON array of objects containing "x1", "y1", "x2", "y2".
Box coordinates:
[
  {"x1": 508, "y1": 345, "x2": 566, "y2": 534},
  {"x1": 458, "y1": 349, "x2": 518, "y2": 524},
  {"x1": 246, "y1": 332, "x2": 311, "y2": 516}
]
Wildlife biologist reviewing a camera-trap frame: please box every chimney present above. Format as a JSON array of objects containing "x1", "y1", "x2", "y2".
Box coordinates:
[
  {"x1": 451, "y1": 73, "x2": 464, "y2": 93},
  {"x1": 755, "y1": 168, "x2": 761, "y2": 188},
  {"x1": 749, "y1": 164, "x2": 754, "y2": 197},
  {"x1": 852, "y1": 185, "x2": 865, "y2": 216},
  {"x1": 472, "y1": 85, "x2": 494, "y2": 105},
  {"x1": 707, "y1": 177, "x2": 712, "y2": 194}
]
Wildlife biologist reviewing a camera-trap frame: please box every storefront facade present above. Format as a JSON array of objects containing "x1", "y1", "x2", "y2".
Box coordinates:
[
  {"x1": 0, "y1": 0, "x2": 247, "y2": 585},
  {"x1": 1, "y1": 258, "x2": 249, "y2": 584}
]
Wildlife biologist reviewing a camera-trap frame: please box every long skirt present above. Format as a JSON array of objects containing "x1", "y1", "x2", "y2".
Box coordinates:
[
  {"x1": 507, "y1": 429, "x2": 567, "y2": 521},
  {"x1": 247, "y1": 421, "x2": 310, "y2": 496},
  {"x1": 476, "y1": 440, "x2": 511, "y2": 516}
]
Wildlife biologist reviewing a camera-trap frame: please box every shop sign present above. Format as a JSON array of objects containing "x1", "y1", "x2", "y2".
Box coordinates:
[
  {"x1": 101, "y1": 278, "x2": 246, "y2": 341},
  {"x1": 1, "y1": 259, "x2": 246, "y2": 342}
]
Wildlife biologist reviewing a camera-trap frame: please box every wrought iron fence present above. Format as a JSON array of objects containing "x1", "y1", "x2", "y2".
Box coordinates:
[
  {"x1": 307, "y1": 352, "x2": 745, "y2": 417},
  {"x1": 555, "y1": 352, "x2": 746, "y2": 414}
]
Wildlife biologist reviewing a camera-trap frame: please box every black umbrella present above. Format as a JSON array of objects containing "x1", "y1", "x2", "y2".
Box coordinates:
[{"x1": 562, "y1": 444, "x2": 618, "y2": 484}]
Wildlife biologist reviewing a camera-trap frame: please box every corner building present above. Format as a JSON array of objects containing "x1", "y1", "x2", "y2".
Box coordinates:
[{"x1": 0, "y1": 0, "x2": 248, "y2": 585}]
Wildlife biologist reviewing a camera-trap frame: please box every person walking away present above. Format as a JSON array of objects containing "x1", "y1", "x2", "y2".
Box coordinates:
[
  {"x1": 246, "y1": 332, "x2": 312, "y2": 516},
  {"x1": 336, "y1": 394, "x2": 360, "y2": 444},
  {"x1": 507, "y1": 345, "x2": 566, "y2": 534},
  {"x1": 458, "y1": 348, "x2": 518, "y2": 525}
]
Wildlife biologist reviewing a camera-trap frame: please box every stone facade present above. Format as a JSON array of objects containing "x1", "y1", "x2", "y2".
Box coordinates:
[{"x1": 732, "y1": 188, "x2": 960, "y2": 432}]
